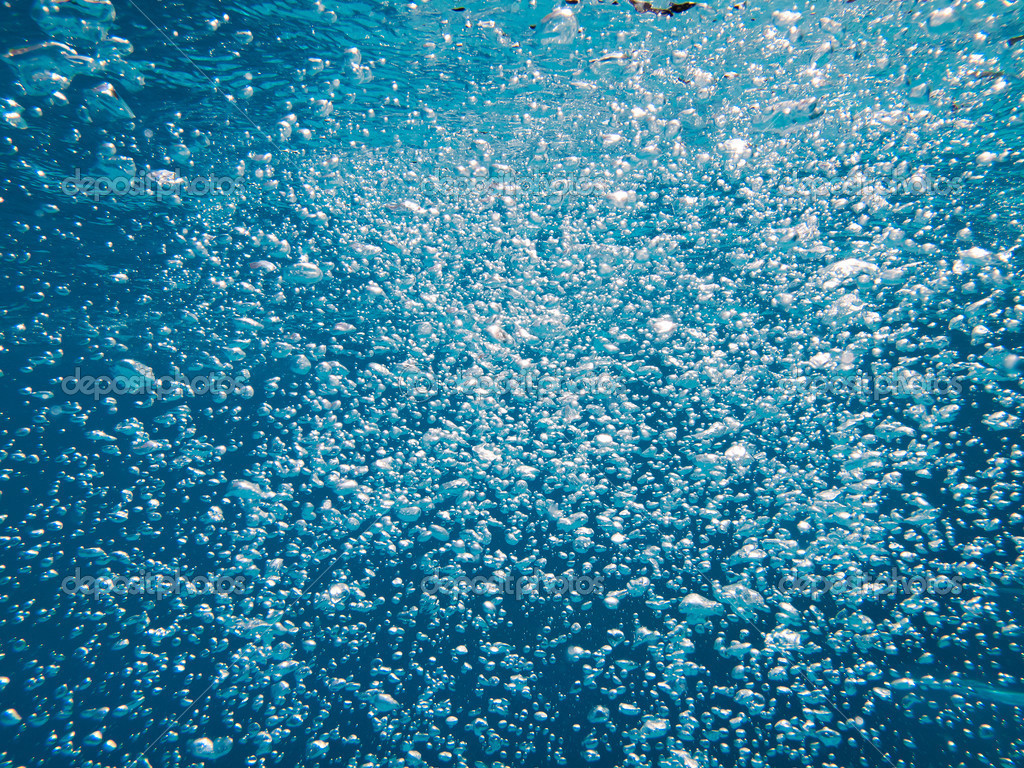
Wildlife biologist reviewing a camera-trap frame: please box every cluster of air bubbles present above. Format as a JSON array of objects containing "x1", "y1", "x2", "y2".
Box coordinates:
[{"x1": 0, "y1": 0, "x2": 1023, "y2": 767}]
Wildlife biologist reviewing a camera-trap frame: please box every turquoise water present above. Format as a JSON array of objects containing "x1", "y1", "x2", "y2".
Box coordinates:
[{"x1": 1, "y1": 0, "x2": 1023, "y2": 767}]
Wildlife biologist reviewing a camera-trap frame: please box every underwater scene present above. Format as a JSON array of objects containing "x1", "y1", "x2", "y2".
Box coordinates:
[{"x1": 0, "y1": 0, "x2": 1023, "y2": 767}]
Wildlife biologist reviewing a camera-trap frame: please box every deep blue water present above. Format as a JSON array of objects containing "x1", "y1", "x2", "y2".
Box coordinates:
[{"x1": 1, "y1": 1, "x2": 1023, "y2": 767}]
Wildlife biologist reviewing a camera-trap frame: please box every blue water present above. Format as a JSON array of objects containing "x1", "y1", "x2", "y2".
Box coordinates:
[{"x1": 1, "y1": 0, "x2": 1023, "y2": 767}]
